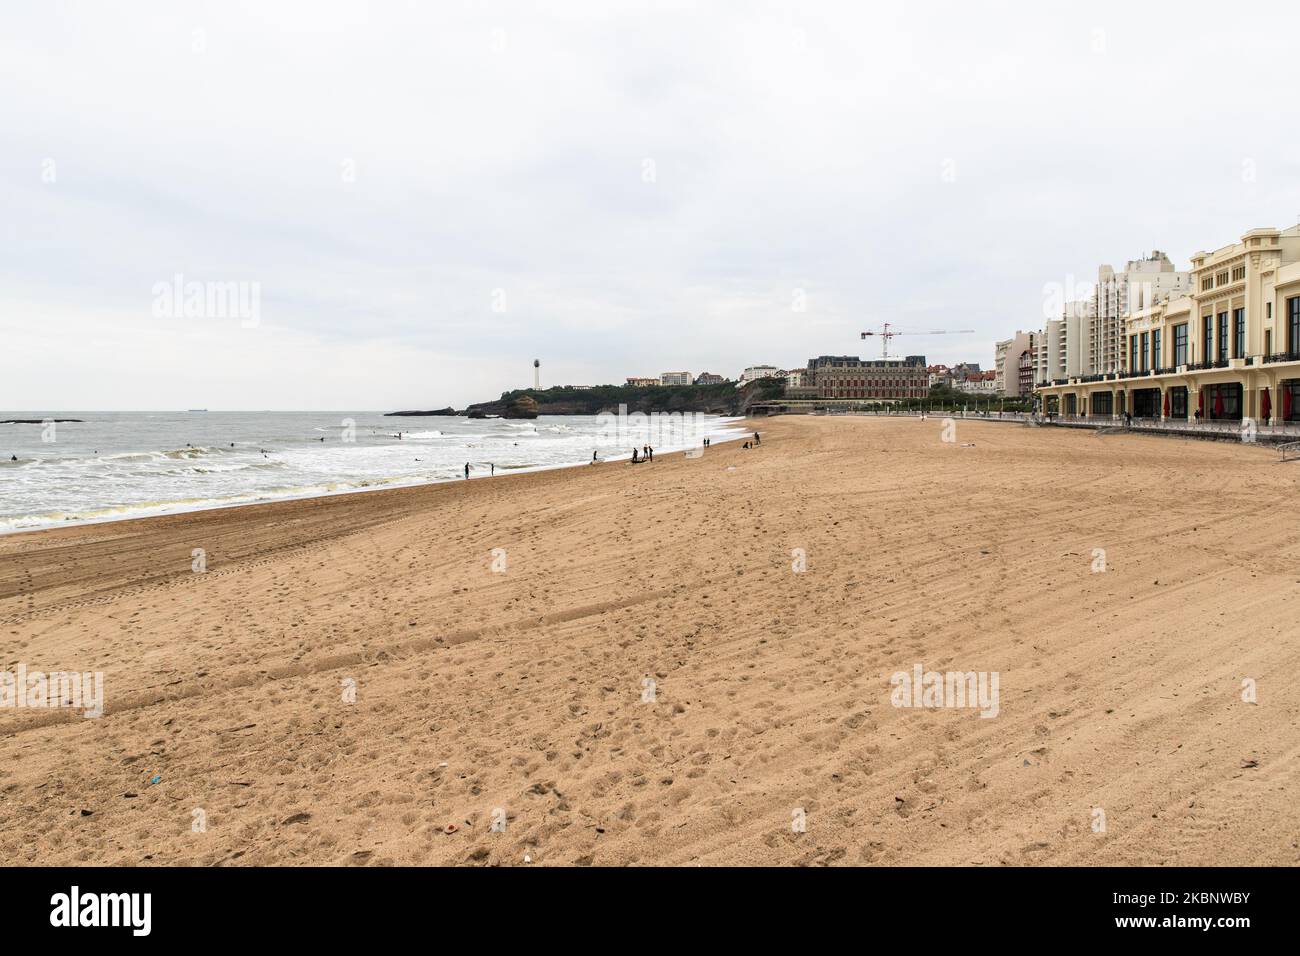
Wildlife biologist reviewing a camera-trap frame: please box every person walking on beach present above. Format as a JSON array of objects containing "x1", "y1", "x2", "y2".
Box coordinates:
[
  {"x1": 753, "y1": 431, "x2": 760, "y2": 445},
  {"x1": 647, "y1": 446, "x2": 653, "y2": 462},
  {"x1": 490, "y1": 463, "x2": 495, "y2": 476},
  {"x1": 464, "y1": 462, "x2": 470, "y2": 479},
  {"x1": 592, "y1": 451, "x2": 598, "y2": 464},
  {"x1": 631, "y1": 448, "x2": 639, "y2": 463}
]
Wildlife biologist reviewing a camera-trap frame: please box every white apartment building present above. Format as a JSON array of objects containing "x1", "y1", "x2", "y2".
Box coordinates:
[
  {"x1": 1092, "y1": 252, "x2": 1191, "y2": 375},
  {"x1": 660, "y1": 371, "x2": 693, "y2": 386},
  {"x1": 1063, "y1": 299, "x2": 1092, "y2": 379},
  {"x1": 1034, "y1": 300, "x2": 1093, "y2": 387},
  {"x1": 1035, "y1": 319, "x2": 1066, "y2": 385},
  {"x1": 740, "y1": 365, "x2": 782, "y2": 383}
]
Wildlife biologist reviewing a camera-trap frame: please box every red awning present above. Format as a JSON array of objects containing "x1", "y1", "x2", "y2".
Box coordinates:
[
  {"x1": 1198, "y1": 390, "x2": 1205, "y2": 414},
  {"x1": 1214, "y1": 389, "x2": 1225, "y2": 418},
  {"x1": 1285, "y1": 387, "x2": 1293, "y2": 422},
  {"x1": 1261, "y1": 388, "x2": 1271, "y2": 421},
  {"x1": 1163, "y1": 391, "x2": 1170, "y2": 417}
]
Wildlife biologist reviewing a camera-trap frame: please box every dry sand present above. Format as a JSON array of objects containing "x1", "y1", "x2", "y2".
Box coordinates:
[{"x1": 2, "y1": 416, "x2": 1298, "y2": 866}]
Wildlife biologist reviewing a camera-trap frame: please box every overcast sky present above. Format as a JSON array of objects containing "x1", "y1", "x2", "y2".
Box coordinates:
[{"x1": 3, "y1": 0, "x2": 1298, "y2": 410}]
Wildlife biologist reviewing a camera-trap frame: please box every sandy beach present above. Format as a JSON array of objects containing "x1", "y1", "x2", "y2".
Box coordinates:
[{"x1": 2, "y1": 415, "x2": 1297, "y2": 866}]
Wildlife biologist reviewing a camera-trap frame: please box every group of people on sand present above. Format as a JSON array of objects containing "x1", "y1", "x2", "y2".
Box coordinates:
[
  {"x1": 612, "y1": 430, "x2": 763, "y2": 460},
  {"x1": 587, "y1": 431, "x2": 765, "y2": 463}
]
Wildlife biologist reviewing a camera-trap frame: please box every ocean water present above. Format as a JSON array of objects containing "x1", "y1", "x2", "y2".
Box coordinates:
[{"x1": 0, "y1": 411, "x2": 746, "y2": 533}]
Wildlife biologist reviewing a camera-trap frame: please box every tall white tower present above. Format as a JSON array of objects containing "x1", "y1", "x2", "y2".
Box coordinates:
[{"x1": 533, "y1": 359, "x2": 540, "y2": 390}]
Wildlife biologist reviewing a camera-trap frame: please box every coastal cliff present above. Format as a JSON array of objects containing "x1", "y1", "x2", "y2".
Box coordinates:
[{"x1": 466, "y1": 395, "x2": 540, "y2": 419}]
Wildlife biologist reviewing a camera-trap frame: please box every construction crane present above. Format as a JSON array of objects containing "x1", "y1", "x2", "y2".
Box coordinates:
[{"x1": 860, "y1": 323, "x2": 976, "y2": 360}]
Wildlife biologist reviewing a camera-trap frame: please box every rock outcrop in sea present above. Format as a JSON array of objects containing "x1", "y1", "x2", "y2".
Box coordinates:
[{"x1": 384, "y1": 408, "x2": 458, "y2": 417}]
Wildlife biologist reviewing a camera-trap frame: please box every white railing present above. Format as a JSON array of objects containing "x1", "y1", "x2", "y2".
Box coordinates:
[
  {"x1": 871, "y1": 409, "x2": 1033, "y2": 421},
  {"x1": 1044, "y1": 415, "x2": 1300, "y2": 439}
]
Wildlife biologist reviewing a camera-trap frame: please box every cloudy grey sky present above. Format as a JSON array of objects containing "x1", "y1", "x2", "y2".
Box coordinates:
[{"x1": 3, "y1": 0, "x2": 1298, "y2": 410}]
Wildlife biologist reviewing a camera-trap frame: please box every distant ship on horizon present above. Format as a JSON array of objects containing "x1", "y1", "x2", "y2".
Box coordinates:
[{"x1": 187, "y1": 408, "x2": 208, "y2": 412}]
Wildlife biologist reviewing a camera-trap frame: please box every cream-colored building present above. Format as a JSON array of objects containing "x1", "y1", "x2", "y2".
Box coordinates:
[
  {"x1": 1038, "y1": 226, "x2": 1300, "y2": 422},
  {"x1": 994, "y1": 330, "x2": 1035, "y2": 397}
]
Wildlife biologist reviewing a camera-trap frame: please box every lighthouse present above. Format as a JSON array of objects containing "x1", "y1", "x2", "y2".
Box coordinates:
[{"x1": 533, "y1": 359, "x2": 540, "y2": 390}]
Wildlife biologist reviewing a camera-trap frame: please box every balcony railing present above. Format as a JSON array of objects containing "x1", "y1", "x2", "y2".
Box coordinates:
[{"x1": 1038, "y1": 351, "x2": 1300, "y2": 390}]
